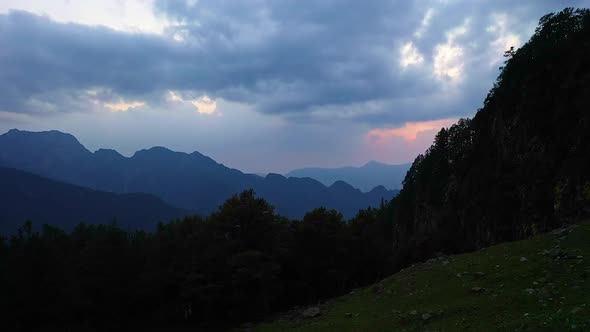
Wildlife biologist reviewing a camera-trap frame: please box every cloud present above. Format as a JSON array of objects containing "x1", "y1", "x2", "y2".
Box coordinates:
[
  {"x1": 104, "y1": 101, "x2": 146, "y2": 112},
  {"x1": 433, "y1": 42, "x2": 465, "y2": 82},
  {"x1": 2, "y1": 1, "x2": 579, "y2": 126},
  {"x1": 487, "y1": 13, "x2": 522, "y2": 64},
  {"x1": 168, "y1": 91, "x2": 218, "y2": 114},
  {"x1": 191, "y1": 96, "x2": 217, "y2": 114},
  {"x1": 400, "y1": 42, "x2": 425, "y2": 68},
  {"x1": 0, "y1": 0, "x2": 169, "y2": 34},
  {"x1": 415, "y1": 8, "x2": 435, "y2": 38}
]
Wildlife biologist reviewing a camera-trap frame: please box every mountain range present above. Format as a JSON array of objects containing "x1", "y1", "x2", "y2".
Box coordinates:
[
  {"x1": 0, "y1": 129, "x2": 398, "y2": 221},
  {"x1": 286, "y1": 161, "x2": 411, "y2": 192},
  {"x1": 0, "y1": 167, "x2": 187, "y2": 233}
]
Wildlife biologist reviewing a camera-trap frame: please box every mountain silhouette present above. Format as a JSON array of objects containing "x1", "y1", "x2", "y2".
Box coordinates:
[
  {"x1": 0, "y1": 129, "x2": 398, "y2": 219},
  {"x1": 0, "y1": 167, "x2": 188, "y2": 233},
  {"x1": 286, "y1": 161, "x2": 411, "y2": 192}
]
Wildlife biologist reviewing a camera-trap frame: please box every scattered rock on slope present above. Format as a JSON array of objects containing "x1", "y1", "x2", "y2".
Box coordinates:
[{"x1": 302, "y1": 307, "x2": 321, "y2": 318}]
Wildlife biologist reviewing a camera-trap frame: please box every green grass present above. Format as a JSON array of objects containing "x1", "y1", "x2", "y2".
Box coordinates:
[{"x1": 255, "y1": 222, "x2": 590, "y2": 332}]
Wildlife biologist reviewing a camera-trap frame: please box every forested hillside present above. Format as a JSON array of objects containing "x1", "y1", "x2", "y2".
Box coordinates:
[
  {"x1": 0, "y1": 191, "x2": 396, "y2": 330},
  {"x1": 392, "y1": 8, "x2": 590, "y2": 266}
]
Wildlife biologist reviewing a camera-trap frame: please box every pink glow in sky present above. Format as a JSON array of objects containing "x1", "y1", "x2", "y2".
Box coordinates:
[{"x1": 367, "y1": 118, "x2": 458, "y2": 143}]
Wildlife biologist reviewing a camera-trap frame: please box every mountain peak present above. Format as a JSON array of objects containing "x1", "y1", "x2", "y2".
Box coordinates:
[
  {"x1": 265, "y1": 173, "x2": 287, "y2": 181},
  {"x1": 132, "y1": 146, "x2": 175, "y2": 158},
  {"x1": 368, "y1": 185, "x2": 388, "y2": 193},
  {"x1": 3, "y1": 128, "x2": 76, "y2": 140},
  {"x1": 1, "y1": 128, "x2": 89, "y2": 155},
  {"x1": 190, "y1": 150, "x2": 218, "y2": 164},
  {"x1": 363, "y1": 160, "x2": 387, "y2": 167},
  {"x1": 330, "y1": 180, "x2": 359, "y2": 193}
]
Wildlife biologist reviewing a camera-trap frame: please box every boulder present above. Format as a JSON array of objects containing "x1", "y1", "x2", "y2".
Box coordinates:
[{"x1": 302, "y1": 307, "x2": 321, "y2": 318}]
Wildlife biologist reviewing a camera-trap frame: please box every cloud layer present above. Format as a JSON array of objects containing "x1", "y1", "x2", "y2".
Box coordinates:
[{"x1": 1, "y1": 0, "x2": 588, "y2": 172}]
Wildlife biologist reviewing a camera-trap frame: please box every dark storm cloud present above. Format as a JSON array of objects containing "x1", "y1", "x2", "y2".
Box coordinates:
[{"x1": 1, "y1": 1, "x2": 588, "y2": 124}]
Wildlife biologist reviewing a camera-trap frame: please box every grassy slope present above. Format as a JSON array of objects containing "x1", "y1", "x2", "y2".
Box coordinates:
[{"x1": 256, "y1": 222, "x2": 590, "y2": 331}]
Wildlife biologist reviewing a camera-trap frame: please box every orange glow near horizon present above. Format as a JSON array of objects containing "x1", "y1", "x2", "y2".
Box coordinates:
[{"x1": 368, "y1": 118, "x2": 457, "y2": 143}]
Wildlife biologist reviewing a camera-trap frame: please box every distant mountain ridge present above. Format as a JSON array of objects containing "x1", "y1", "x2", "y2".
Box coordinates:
[
  {"x1": 0, "y1": 167, "x2": 187, "y2": 233},
  {"x1": 0, "y1": 129, "x2": 398, "y2": 219},
  {"x1": 286, "y1": 161, "x2": 411, "y2": 192}
]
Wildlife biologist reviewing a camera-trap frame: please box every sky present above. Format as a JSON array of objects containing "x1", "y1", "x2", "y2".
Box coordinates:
[{"x1": 1, "y1": 0, "x2": 588, "y2": 173}]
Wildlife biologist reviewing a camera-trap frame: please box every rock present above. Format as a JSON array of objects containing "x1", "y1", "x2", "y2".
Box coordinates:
[
  {"x1": 520, "y1": 257, "x2": 528, "y2": 262},
  {"x1": 549, "y1": 248, "x2": 568, "y2": 259},
  {"x1": 552, "y1": 228, "x2": 570, "y2": 236},
  {"x1": 471, "y1": 287, "x2": 483, "y2": 293},
  {"x1": 302, "y1": 307, "x2": 321, "y2": 318},
  {"x1": 409, "y1": 310, "x2": 418, "y2": 316},
  {"x1": 344, "y1": 312, "x2": 353, "y2": 318},
  {"x1": 422, "y1": 313, "x2": 432, "y2": 321},
  {"x1": 372, "y1": 283, "x2": 385, "y2": 294}
]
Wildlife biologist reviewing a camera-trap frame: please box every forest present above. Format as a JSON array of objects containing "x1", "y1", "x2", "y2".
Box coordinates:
[
  {"x1": 1, "y1": 7, "x2": 590, "y2": 331},
  {"x1": 0, "y1": 191, "x2": 396, "y2": 330}
]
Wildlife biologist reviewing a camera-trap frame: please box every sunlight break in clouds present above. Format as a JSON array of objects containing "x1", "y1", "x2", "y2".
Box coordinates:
[
  {"x1": 0, "y1": 0, "x2": 168, "y2": 35},
  {"x1": 168, "y1": 91, "x2": 183, "y2": 102},
  {"x1": 433, "y1": 20, "x2": 470, "y2": 82},
  {"x1": 368, "y1": 118, "x2": 458, "y2": 143},
  {"x1": 191, "y1": 96, "x2": 217, "y2": 115},
  {"x1": 104, "y1": 101, "x2": 146, "y2": 112},
  {"x1": 487, "y1": 13, "x2": 522, "y2": 64},
  {"x1": 168, "y1": 91, "x2": 218, "y2": 115},
  {"x1": 400, "y1": 42, "x2": 425, "y2": 68}
]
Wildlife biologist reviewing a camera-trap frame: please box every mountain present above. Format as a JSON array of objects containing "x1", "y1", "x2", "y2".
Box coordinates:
[
  {"x1": 392, "y1": 8, "x2": 590, "y2": 265},
  {"x1": 0, "y1": 129, "x2": 398, "y2": 219},
  {"x1": 286, "y1": 161, "x2": 411, "y2": 192},
  {"x1": 0, "y1": 167, "x2": 188, "y2": 233}
]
